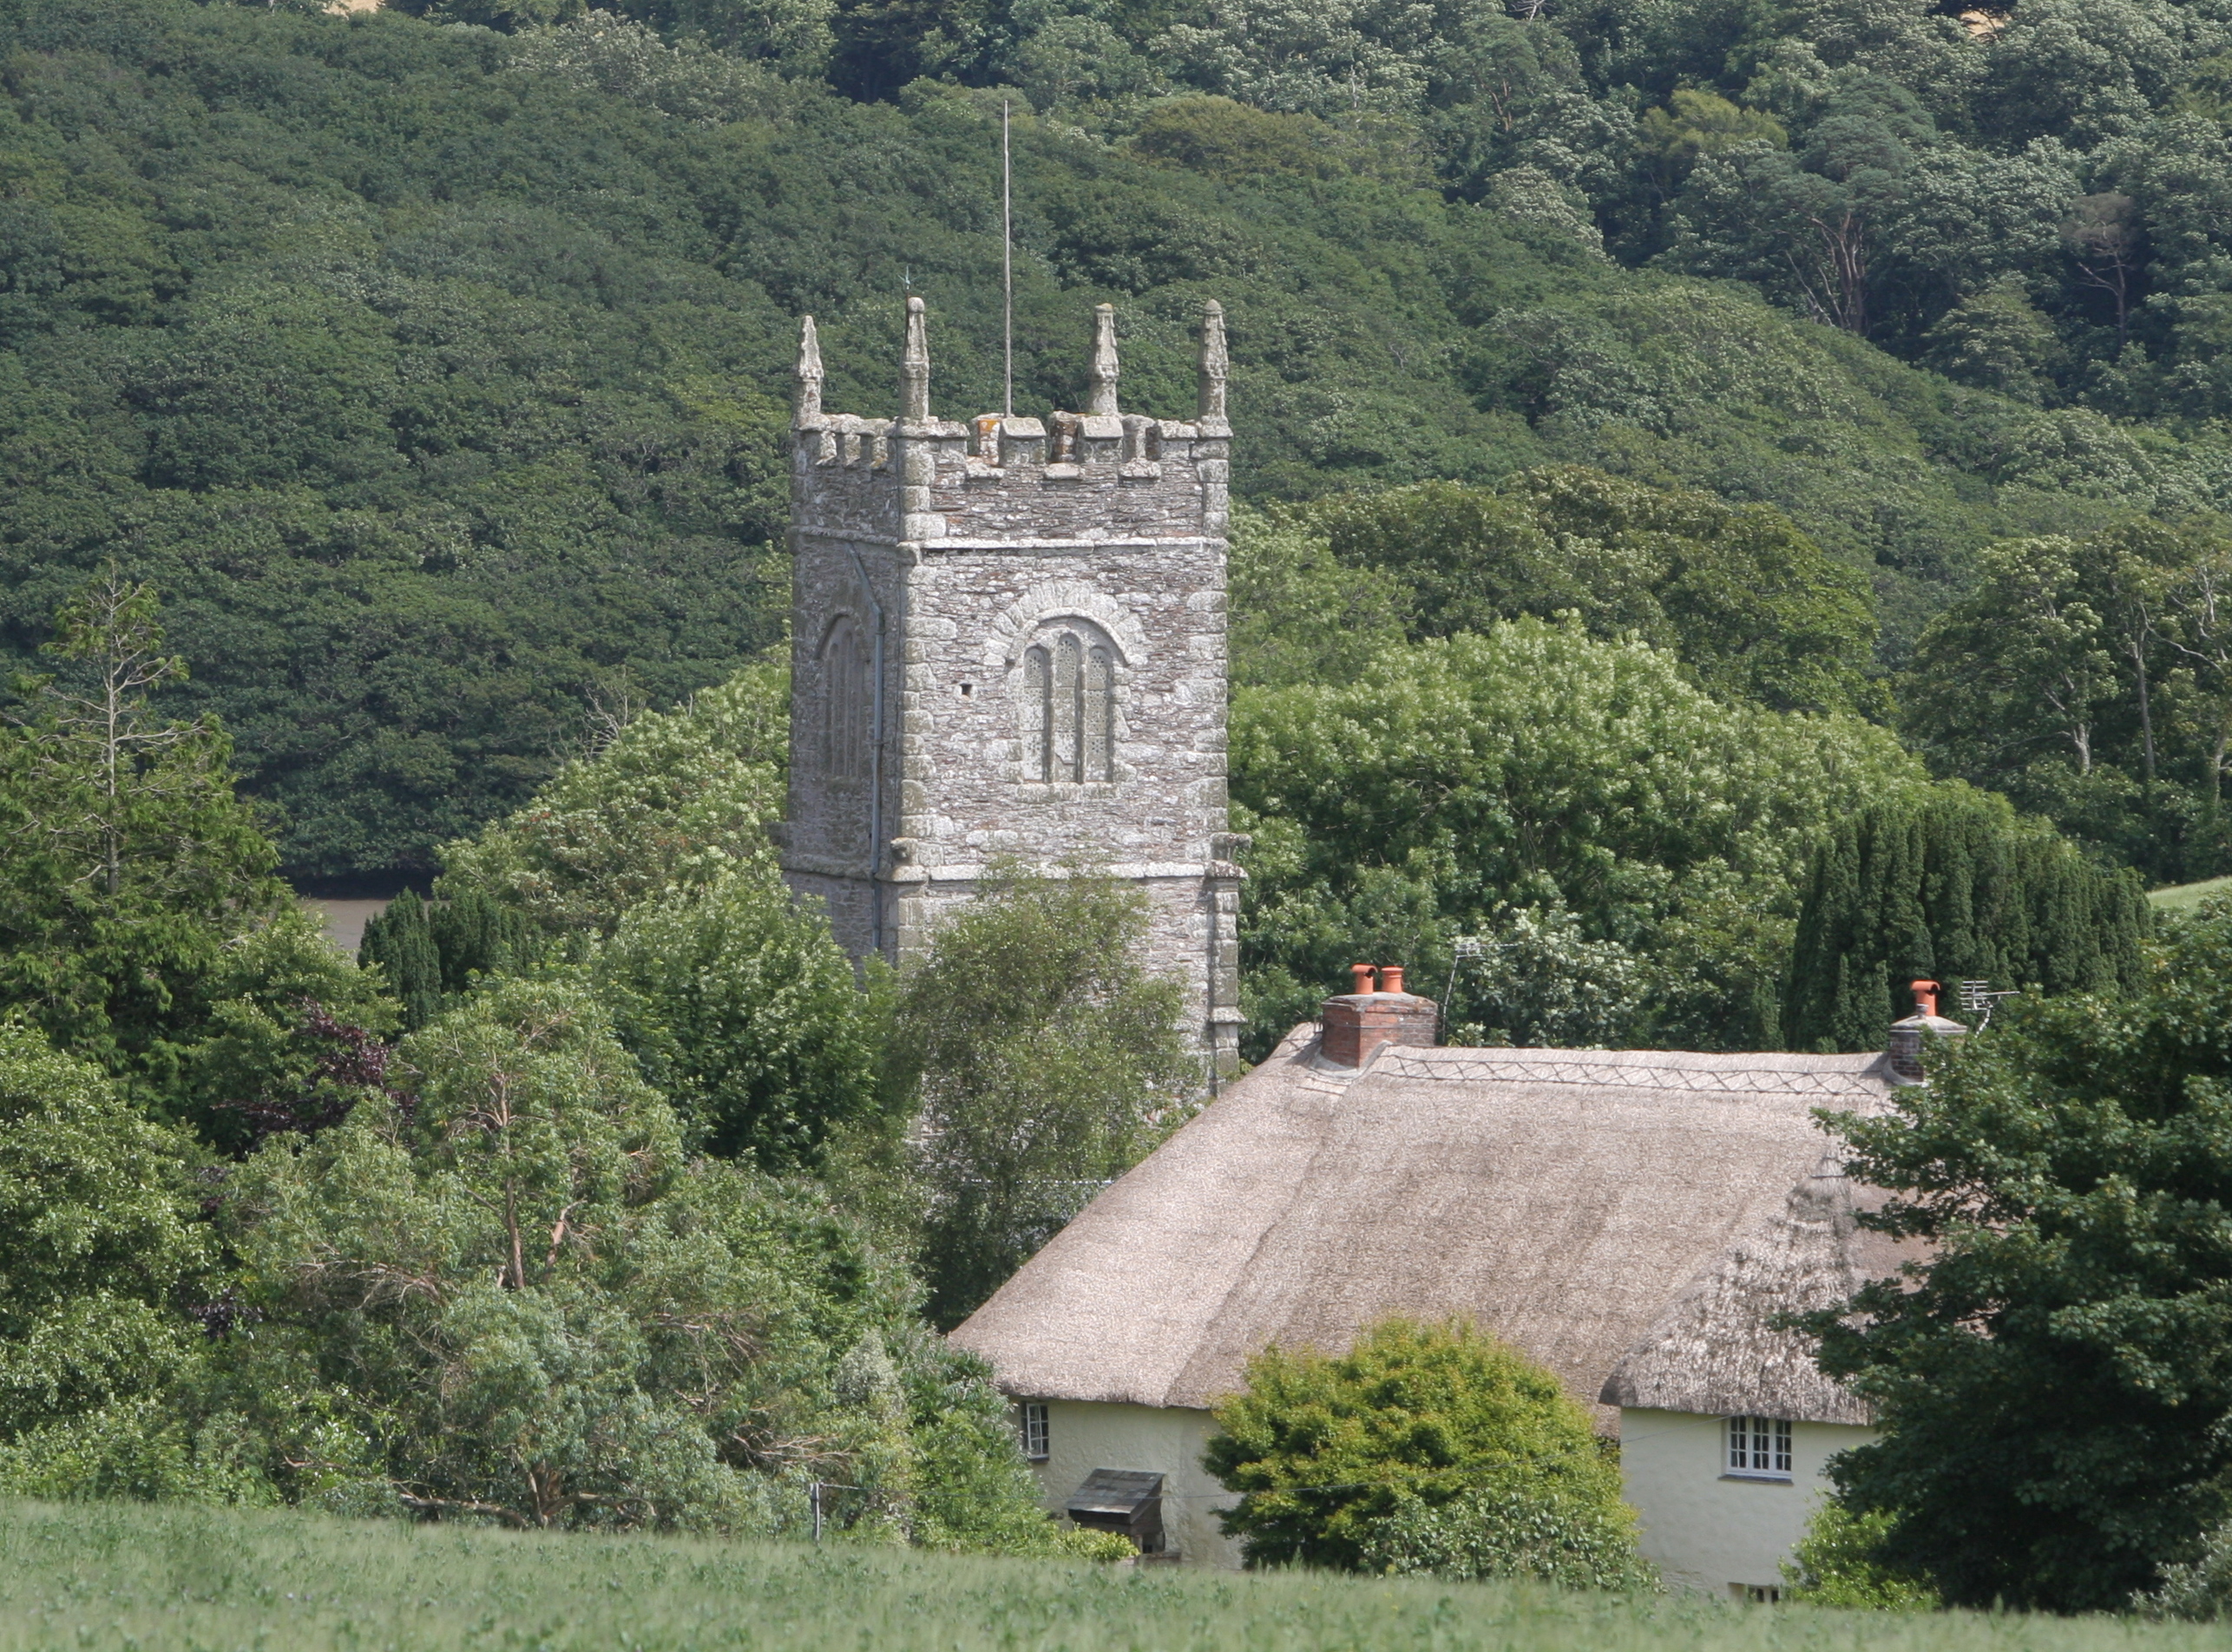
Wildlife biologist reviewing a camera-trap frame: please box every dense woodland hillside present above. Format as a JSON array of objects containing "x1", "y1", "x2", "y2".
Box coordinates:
[{"x1": 5, "y1": 0, "x2": 2232, "y2": 882}]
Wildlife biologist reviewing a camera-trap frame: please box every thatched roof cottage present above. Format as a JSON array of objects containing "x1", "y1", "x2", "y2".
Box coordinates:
[{"x1": 951, "y1": 975, "x2": 1949, "y2": 1593}]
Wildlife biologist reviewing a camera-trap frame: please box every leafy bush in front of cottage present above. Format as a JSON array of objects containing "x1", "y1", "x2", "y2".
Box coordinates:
[
  {"x1": 2138, "y1": 1517, "x2": 2232, "y2": 1621},
  {"x1": 1203, "y1": 1317, "x2": 1635, "y2": 1577},
  {"x1": 1781, "y1": 1501, "x2": 1940, "y2": 1610},
  {"x1": 1359, "y1": 1478, "x2": 1655, "y2": 1590}
]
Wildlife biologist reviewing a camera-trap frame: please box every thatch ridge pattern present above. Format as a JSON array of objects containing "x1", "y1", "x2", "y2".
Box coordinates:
[{"x1": 1375, "y1": 1048, "x2": 1887, "y2": 1097}]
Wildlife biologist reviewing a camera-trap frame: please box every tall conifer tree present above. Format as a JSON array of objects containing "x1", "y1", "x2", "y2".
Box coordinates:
[
  {"x1": 358, "y1": 893, "x2": 442, "y2": 1032},
  {"x1": 1784, "y1": 790, "x2": 2149, "y2": 1051}
]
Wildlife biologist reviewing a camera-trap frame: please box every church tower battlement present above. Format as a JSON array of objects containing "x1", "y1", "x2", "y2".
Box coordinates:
[{"x1": 783, "y1": 298, "x2": 1244, "y2": 1072}]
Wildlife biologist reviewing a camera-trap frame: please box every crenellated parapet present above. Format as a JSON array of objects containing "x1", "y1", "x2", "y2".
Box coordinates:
[{"x1": 790, "y1": 298, "x2": 1231, "y2": 550}]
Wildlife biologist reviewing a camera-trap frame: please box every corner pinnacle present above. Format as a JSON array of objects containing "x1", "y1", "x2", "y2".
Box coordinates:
[
  {"x1": 793, "y1": 315, "x2": 824, "y2": 424},
  {"x1": 1198, "y1": 300, "x2": 1228, "y2": 423},
  {"x1": 902, "y1": 295, "x2": 929, "y2": 422},
  {"x1": 1087, "y1": 302, "x2": 1120, "y2": 416}
]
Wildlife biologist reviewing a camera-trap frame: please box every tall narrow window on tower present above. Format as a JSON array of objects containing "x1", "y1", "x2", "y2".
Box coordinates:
[
  {"x1": 1053, "y1": 631, "x2": 1082, "y2": 781},
  {"x1": 1085, "y1": 644, "x2": 1113, "y2": 781},
  {"x1": 820, "y1": 616, "x2": 869, "y2": 780},
  {"x1": 1023, "y1": 643, "x2": 1051, "y2": 779},
  {"x1": 1022, "y1": 622, "x2": 1117, "y2": 783}
]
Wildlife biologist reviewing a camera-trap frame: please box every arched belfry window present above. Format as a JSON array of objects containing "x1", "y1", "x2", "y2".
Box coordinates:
[
  {"x1": 1021, "y1": 619, "x2": 1117, "y2": 783},
  {"x1": 820, "y1": 616, "x2": 869, "y2": 781}
]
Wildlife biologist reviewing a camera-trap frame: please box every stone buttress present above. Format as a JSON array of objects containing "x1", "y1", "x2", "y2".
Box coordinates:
[{"x1": 781, "y1": 298, "x2": 1246, "y2": 1074}]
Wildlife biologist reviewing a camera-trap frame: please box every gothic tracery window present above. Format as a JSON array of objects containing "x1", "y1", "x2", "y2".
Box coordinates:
[
  {"x1": 1021, "y1": 620, "x2": 1117, "y2": 783},
  {"x1": 820, "y1": 616, "x2": 869, "y2": 781}
]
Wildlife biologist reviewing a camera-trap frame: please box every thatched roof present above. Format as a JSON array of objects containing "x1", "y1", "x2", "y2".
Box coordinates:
[
  {"x1": 1598, "y1": 1157, "x2": 1911, "y2": 1425},
  {"x1": 950, "y1": 1026, "x2": 1898, "y2": 1426}
]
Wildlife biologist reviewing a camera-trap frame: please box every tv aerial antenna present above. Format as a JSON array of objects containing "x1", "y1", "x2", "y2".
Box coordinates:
[
  {"x1": 1957, "y1": 979, "x2": 2018, "y2": 1029},
  {"x1": 1441, "y1": 935, "x2": 1487, "y2": 1027}
]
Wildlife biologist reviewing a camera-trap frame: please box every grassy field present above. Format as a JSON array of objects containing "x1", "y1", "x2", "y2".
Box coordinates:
[
  {"x1": 0, "y1": 1500, "x2": 2222, "y2": 1652},
  {"x1": 2150, "y1": 876, "x2": 2232, "y2": 912}
]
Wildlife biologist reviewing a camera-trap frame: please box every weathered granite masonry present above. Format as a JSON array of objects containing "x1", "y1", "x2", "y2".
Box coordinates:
[{"x1": 782, "y1": 298, "x2": 1245, "y2": 1073}]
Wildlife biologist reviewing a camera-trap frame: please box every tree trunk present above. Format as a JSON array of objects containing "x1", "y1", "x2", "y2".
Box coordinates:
[{"x1": 2132, "y1": 636, "x2": 2157, "y2": 783}]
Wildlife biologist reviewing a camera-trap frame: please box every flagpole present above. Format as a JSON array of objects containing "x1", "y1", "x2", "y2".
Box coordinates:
[{"x1": 1002, "y1": 98, "x2": 1014, "y2": 418}]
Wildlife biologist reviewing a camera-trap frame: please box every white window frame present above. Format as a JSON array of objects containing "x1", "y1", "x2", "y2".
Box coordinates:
[
  {"x1": 1724, "y1": 1415, "x2": 1793, "y2": 1480},
  {"x1": 1020, "y1": 1402, "x2": 1049, "y2": 1462}
]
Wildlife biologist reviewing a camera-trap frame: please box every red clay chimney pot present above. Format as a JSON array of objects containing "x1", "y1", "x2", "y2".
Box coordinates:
[
  {"x1": 1379, "y1": 964, "x2": 1406, "y2": 995},
  {"x1": 1349, "y1": 962, "x2": 1377, "y2": 996},
  {"x1": 1912, "y1": 979, "x2": 1940, "y2": 1018}
]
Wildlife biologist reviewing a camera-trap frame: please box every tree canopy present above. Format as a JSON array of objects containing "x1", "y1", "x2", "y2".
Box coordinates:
[
  {"x1": 883, "y1": 869, "x2": 1195, "y2": 1328},
  {"x1": 1783, "y1": 787, "x2": 2151, "y2": 1052},
  {"x1": 0, "y1": 1026, "x2": 212, "y2": 1452},
  {"x1": 1303, "y1": 468, "x2": 1879, "y2": 714},
  {"x1": 1812, "y1": 901, "x2": 2232, "y2": 1611},
  {"x1": 1231, "y1": 617, "x2": 1927, "y2": 1055},
  {"x1": 220, "y1": 974, "x2": 903, "y2": 1531},
  {"x1": 1906, "y1": 520, "x2": 2232, "y2": 883},
  {"x1": 0, "y1": 571, "x2": 283, "y2": 1078}
]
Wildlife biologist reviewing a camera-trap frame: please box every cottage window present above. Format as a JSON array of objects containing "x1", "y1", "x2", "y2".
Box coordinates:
[
  {"x1": 1726, "y1": 1415, "x2": 1792, "y2": 1478},
  {"x1": 1020, "y1": 1402, "x2": 1050, "y2": 1462}
]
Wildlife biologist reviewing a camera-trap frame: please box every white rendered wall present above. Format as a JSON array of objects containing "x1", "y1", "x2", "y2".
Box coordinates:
[
  {"x1": 1026, "y1": 1401, "x2": 1243, "y2": 1568},
  {"x1": 1618, "y1": 1408, "x2": 1874, "y2": 1595}
]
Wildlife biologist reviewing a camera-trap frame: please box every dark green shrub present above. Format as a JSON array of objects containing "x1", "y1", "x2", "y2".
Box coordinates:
[{"x1": 1359, "y1": 1478, "x2": 1655, "y2": 1590}]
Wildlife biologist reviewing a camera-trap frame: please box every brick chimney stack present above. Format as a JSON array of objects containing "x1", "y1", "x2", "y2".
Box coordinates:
[
  {"x1": 1887, "y1": 978, "x2": 1966, "y2": 1083},
  {"x1": 1321, "y1": 964, "x2": 1438, "y2": 1068}
]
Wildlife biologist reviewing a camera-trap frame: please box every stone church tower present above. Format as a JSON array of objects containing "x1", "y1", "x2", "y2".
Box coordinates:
[{"x1": 781, "y1": 298, "x2": 1244, "y2": 1072}]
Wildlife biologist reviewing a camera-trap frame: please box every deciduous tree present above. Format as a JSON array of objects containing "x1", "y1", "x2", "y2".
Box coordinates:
[
  {"x1": 0, "y1": 1026, "x2": 211, "y2": 1448},
  {"x1": 596, "y1": 865, "x2": 880, "y2": 1171},
  {"x1": 886, "y1": 869, "x2": 1193, "y2": 1328},
  {"x1": 225, "y1": 974, "x2": 942, "y2": 1532},
  {"x1": 1810, "y1": 902, "x2": 2232, "y2": 1609},
  {"x1": 1231, "y1": 618, "x2": 1926, "y2": 1056}
]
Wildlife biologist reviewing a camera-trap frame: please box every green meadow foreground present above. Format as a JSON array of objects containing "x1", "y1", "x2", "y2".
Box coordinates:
[{"x1": 0, "y1": 1501, "x2": 2221, "y2": 1652}]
